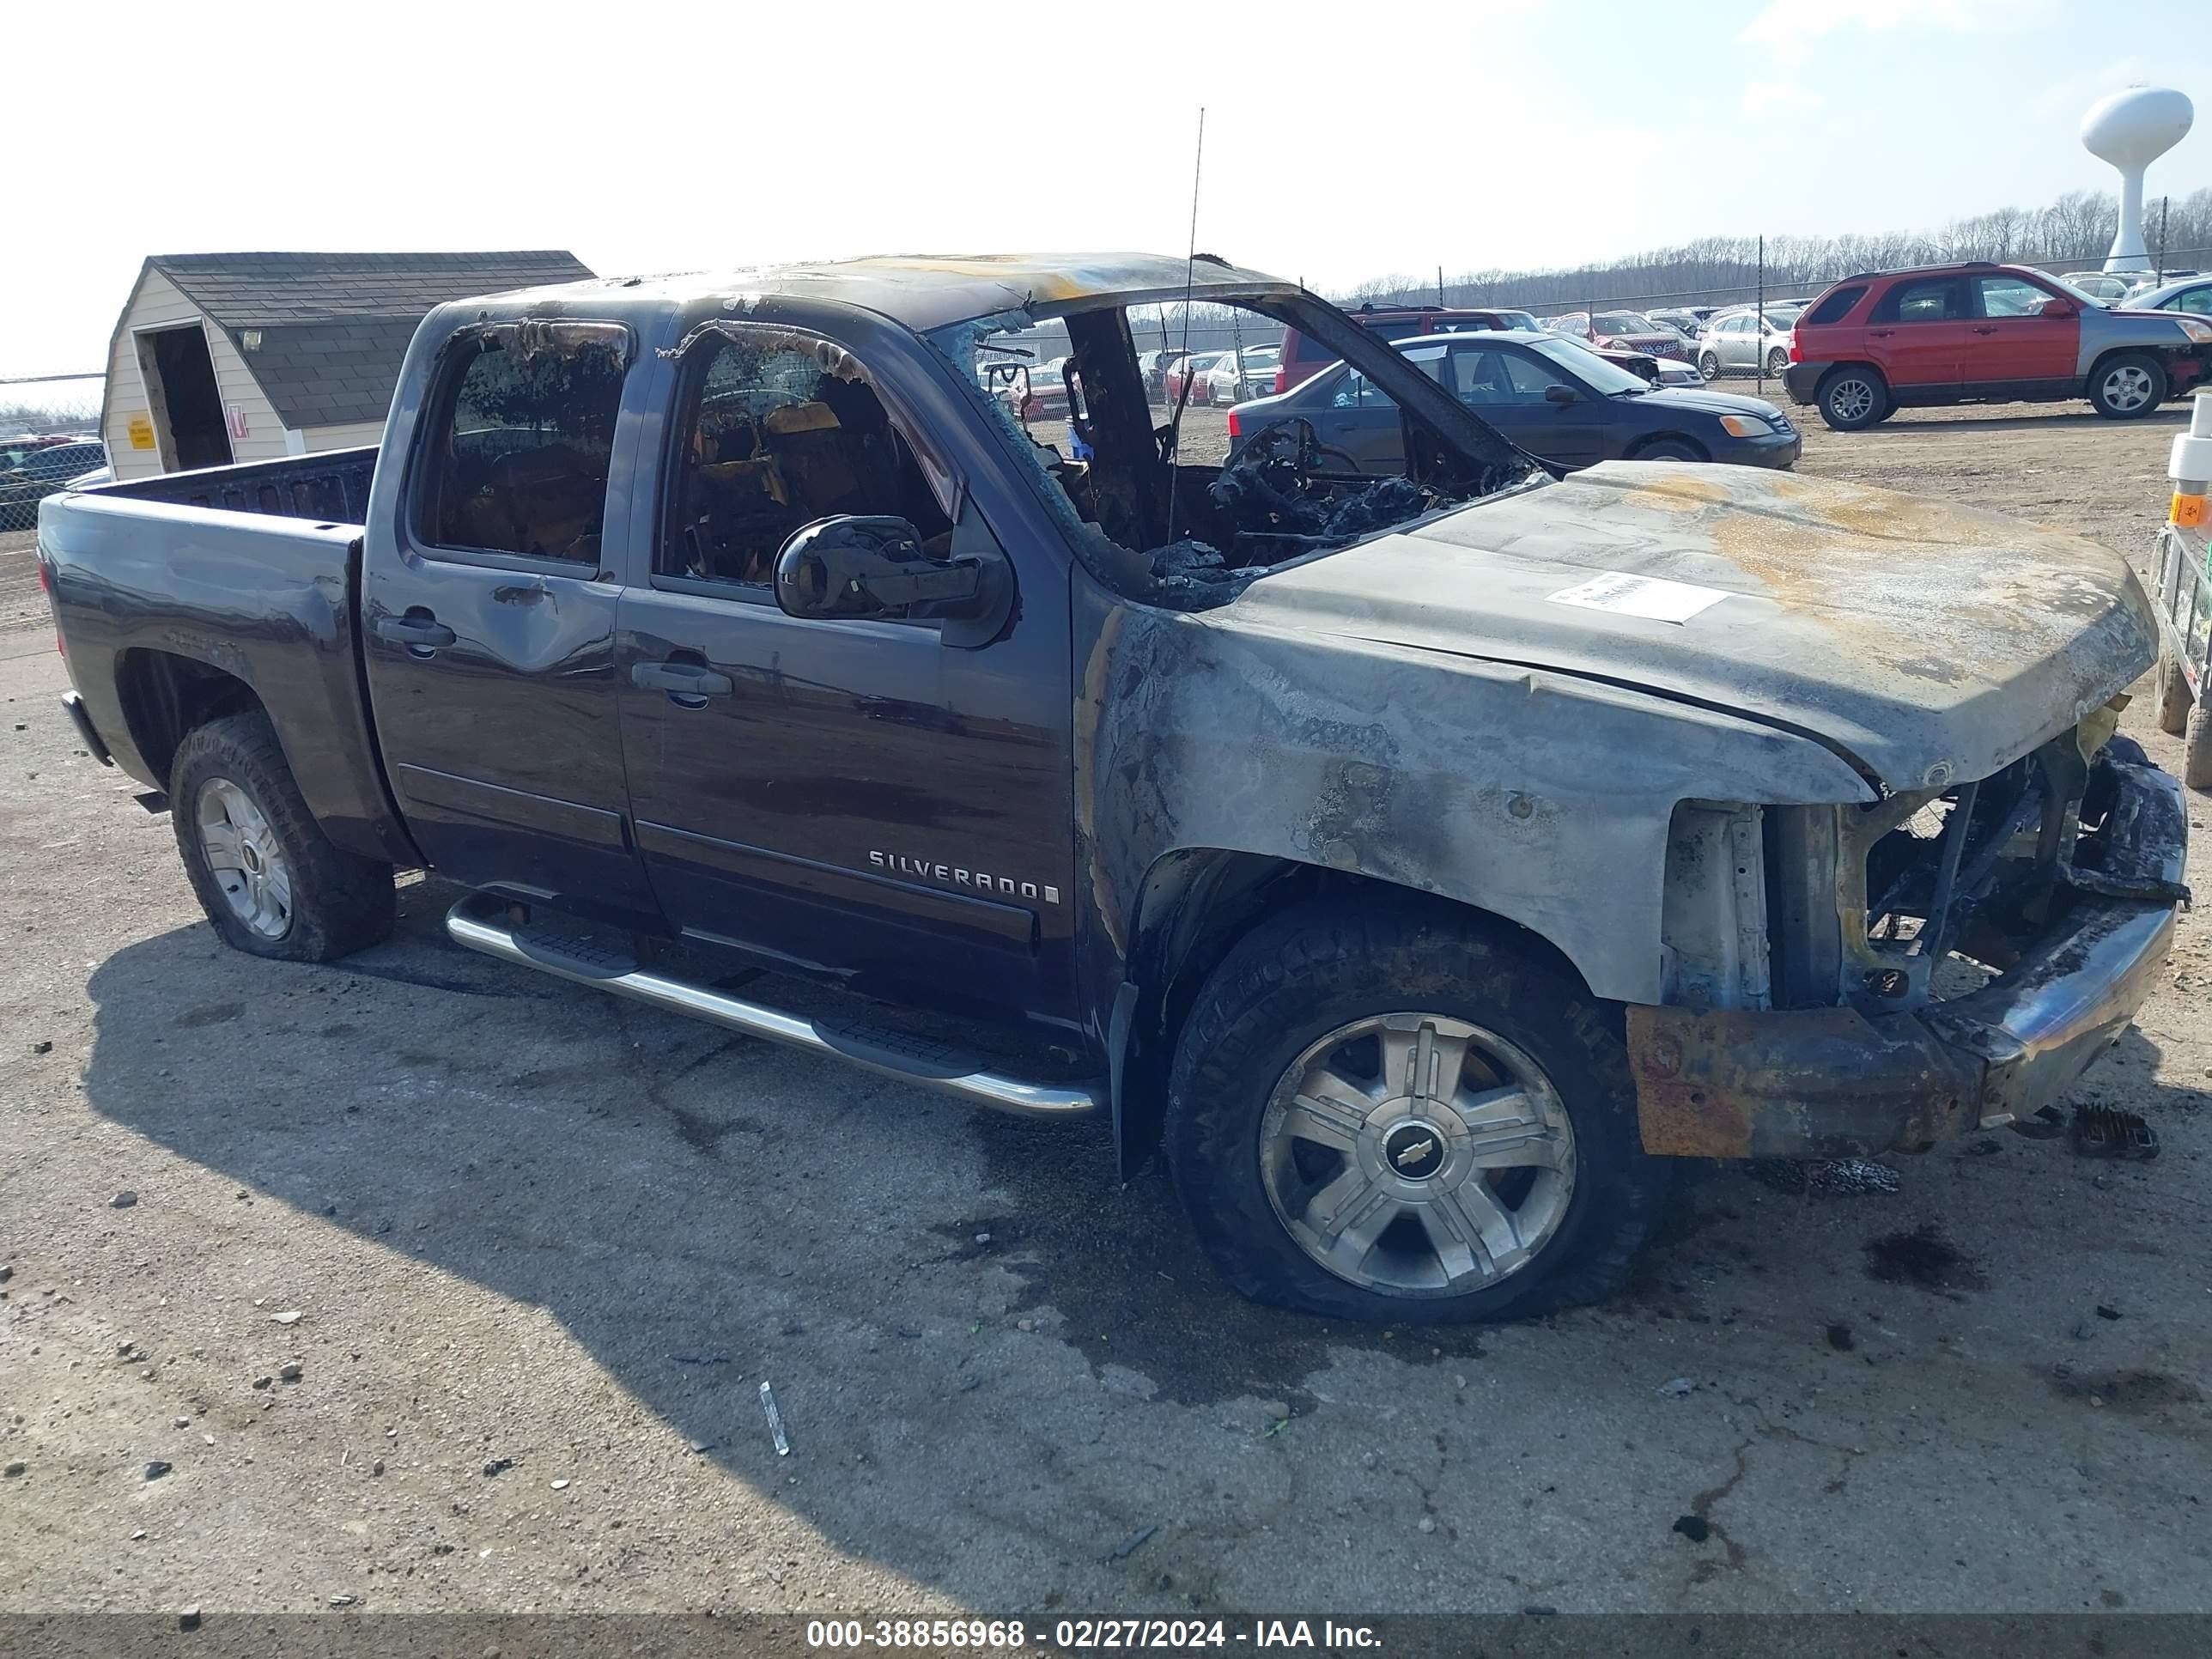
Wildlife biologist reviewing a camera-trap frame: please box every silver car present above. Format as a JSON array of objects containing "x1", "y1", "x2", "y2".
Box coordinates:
[
  {"x1": 2063, "y1": 272, "x2": 2137, "y2": 302},
  {"x1": 1698, "y1": 307, "x2": 1800, "y2": 380},
  {"x1": 2125, "y1": 276, "x2": 2212, "y2": 317}
]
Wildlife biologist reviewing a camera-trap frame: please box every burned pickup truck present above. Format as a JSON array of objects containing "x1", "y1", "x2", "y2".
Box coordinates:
[{"x1": 40, "y1": 253, "x2": 2188, "y2": 1324}]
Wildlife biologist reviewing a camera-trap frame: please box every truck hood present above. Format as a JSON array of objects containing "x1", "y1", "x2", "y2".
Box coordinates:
[{"x1": 1227, "y1": 461, "x2": 2156, "y2": 791}]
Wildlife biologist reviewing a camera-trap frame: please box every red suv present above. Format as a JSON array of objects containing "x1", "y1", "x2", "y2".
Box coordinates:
[{"x1": 1784, "y1": 261, "x2": 2212, "y2": 430}]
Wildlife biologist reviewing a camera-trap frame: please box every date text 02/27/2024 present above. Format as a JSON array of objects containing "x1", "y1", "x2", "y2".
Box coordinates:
[{"x1": 804, "y1": 1620, "x2": 1383, "y2": 1650}]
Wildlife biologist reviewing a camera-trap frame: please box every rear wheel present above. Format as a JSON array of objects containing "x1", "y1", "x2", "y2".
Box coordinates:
[
  {"x1": 1817, "y1": 366, "x2": 1887, "y2": 431},
  {"x1": 170, "y1": 710, "x2": 396, "y2": 962},
  {"x1": 1164, "y1": 900, "x2": 1671, "y2": 1324},
  {"x1": 2089, "y1": 352, "x2": 2166, "y2": 419},
  {"x1": 1698, "y1": 352, "x2": 1721, "y2": 381},
  {"x1": 2153, "y1": 640, "x2": 2192, "y2": 735}
]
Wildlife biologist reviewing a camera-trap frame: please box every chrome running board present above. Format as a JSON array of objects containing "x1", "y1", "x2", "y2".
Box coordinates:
[{"x1": 444, "y1": 893, "x2": 1103, "y2": 1119}]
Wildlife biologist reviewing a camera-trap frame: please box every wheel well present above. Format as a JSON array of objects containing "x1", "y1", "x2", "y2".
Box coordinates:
[
  {"x1": 1627, "y1": 433, "x2": 1709, "y2": 462},
  {"x1": 1816, "y1": 362, "x2": 1885, "y2": 395},
  {"x1": 1113, "y1": 851, "x2": 1590, "y2": 1175},
  {"x1": 114, "y1": 650, "x2": 262, "y2": 788},
  {"x1": 2084, "y1": 346, "x2": 2167, "y2": 393}
]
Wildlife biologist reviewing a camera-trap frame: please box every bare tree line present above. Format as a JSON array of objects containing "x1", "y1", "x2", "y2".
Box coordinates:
[{"x1": 1339, "y1": 186, "x2": 2212, "y2": 313}]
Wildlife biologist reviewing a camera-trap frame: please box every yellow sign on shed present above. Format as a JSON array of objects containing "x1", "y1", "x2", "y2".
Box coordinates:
[{"x1": 126, "y1": 415, "x2": 156, "y2": 451}]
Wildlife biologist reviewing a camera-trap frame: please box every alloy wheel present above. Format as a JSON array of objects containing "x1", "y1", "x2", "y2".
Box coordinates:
[
  {"x1": 196, "y1": 778, "x2": 293, "y2": 940},
  {"x1": 1257, "y1": 1012, "x2": 1577, "y2": 1297}
]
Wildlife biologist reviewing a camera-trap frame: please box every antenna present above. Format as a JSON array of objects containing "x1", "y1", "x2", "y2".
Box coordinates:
[{"x1": 1164, "y1": 107, "x2": 1206, "y2": 550}]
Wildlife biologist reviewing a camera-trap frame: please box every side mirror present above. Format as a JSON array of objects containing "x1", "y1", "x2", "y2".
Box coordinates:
[
  {"x1": 1544, "y1": 384, "x2": 1579, "y2": 405},
  {"x1": 775, "y1": 516, "x2": 981, "y2": 622},
  {"x1": 2040, "y1": 298, "x2": 2075, "y2": 318}
]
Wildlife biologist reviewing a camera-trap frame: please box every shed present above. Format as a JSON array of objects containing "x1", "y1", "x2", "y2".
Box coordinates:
[{"x1": 100, "y1": 251, "x2": 594, "y2": 480}]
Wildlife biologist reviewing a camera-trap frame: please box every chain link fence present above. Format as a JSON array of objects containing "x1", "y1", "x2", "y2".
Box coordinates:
[{"x1": 2, "y1": 372, "x2": 106, "y2": 533}]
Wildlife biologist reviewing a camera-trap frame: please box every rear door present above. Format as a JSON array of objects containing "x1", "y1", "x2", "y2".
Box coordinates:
[
  {"x1": 1967, "y1": 272, "x2": 2078, "y2": 391},
  {"x1": 362, "y1": 319, "x2": 665, "y2": 930},
  {"x1": 1865, "y1": 276, "x2": 1970, "y2": 391}
]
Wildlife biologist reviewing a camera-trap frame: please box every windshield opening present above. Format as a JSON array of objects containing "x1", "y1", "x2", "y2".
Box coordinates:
[{"x1": 927, "y1": 296, "x2": 1543, "y2": 609}]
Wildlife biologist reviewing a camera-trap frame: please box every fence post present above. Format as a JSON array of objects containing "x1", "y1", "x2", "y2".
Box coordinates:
[{"x1": 1756, "y1": 234, "x2": 1766, "y2": 394}]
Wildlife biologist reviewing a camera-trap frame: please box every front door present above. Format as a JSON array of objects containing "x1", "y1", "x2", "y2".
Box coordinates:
[
  {"x1": 1445, "y1": 343, "x2": 1607, "y2": 469},
  {"x1": 362, "y1": 319, "x2": 664, "y2": 930},
  {"x1": 1968, "y1": 272, "x2": 2079, "y2": 389},
  {"x1": 615, "y1": 322, "x2": 1079, "y2": 1024},
  {"x1": 1866, "y1": 276, "x2": 1970, "y2": 392}
]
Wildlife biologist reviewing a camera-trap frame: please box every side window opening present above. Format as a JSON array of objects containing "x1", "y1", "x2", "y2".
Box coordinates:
[
  {"x1": 1875, "y1": 280, "x2": 1960, "y2": 325},
  {"x1": 1803, "y1": 285, "x2": 1867, "y2": 326},
  {"x1": 419, "y1": 328, "x2": 629, "y2": 564},
  {"x1": 933, "y1": 298, "x2": 1539, "y2": 609},
  {"x1": 660, "y1": 331, "x2": 953, "y2": 591}
]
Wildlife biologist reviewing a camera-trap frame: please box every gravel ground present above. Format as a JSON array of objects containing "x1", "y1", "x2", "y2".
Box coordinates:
[{"x1": 3, "y1": 403, "x2": 2209, "y2": 1620}]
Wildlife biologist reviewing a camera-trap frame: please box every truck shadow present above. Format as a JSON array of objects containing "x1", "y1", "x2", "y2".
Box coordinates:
[{"x1": 76, "y1": 876, "x2": 2212, "y2": 1608}]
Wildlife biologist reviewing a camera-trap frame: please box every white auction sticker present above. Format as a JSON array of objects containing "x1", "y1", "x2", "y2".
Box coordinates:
[{"x1": 1546, "y1": 571, "x2": 1732, "y2": 624}]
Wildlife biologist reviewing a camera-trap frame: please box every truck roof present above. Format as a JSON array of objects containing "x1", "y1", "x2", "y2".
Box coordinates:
[{"x1": 476, "y1": 252, "x2": 1297, "y2": 332}]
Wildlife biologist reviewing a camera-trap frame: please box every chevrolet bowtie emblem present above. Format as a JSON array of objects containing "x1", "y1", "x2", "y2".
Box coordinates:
[{"x1": 1393, "y1": 1135, "x2": 1437, "y2": 1170}]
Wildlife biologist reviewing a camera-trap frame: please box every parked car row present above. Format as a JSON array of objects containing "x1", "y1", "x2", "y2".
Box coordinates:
[{"x1": 0, "y1": 437, "x2": 108, "y2": 532}]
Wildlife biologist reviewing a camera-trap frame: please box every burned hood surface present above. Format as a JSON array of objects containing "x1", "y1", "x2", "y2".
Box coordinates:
[{"x1": 1227, "y1": 463, "x2": 2157, "y2": 790}]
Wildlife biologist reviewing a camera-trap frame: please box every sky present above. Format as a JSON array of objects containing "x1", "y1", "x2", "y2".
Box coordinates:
[{"x1": 4, "y1": 0, "x2": 2205, "y2": 393}]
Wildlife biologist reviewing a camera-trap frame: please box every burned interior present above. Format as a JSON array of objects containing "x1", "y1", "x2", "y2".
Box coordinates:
[{"x1": 930, "y1": 282, "x2": 1547, "y2": 607}]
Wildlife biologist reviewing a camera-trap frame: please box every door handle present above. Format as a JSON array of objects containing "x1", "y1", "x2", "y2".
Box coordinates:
[
  {"x1": 1972, "y1": 325, "x2": 2000, "y2": 334},
  {"x1": 373, "y1": 612, "x2": 457, "y2": 652},
  {"x1": 1868, "y1": 328, "x2": 1895, "y2": 337},
  {"x1": 632, "y1": 660, "x2": 734, "y2": 704}
]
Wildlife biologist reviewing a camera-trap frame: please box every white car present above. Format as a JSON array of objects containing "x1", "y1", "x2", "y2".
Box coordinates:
[
  {"x1": 1698, "y1": 307, "x2": 1801, "y2": 380},
  {"x1": 1207, "y1": 346, "x2": 1281, "y2": 404},
  {"x1": 2062, "y1": 272, "x2": 2137, "y2": 302}
]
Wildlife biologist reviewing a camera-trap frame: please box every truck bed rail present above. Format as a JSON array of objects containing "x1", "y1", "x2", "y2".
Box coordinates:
[{"x1": 90, "y1": 447, "x2": 378, "y2": 526}]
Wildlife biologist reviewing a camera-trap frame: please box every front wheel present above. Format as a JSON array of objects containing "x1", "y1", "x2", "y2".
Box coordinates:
[
  {"x1": 1817, "y1": 366, "x2": 1888, "y2": 431},
  {"x1": 170, "y1": 710, "x2": 396, "y2": 962},
  {"x1": 1633, "y1": 438, "x2": 1704, "y2": 462},
  {"x1": 1164, "y1": 901, "x2": 1671, "y2": 1324},
  {"x1": 1765, "y1": 348, "x2": 1790, "y2": 378},
  {"x1": 2089, "y1": 352, "x2": 2166, "y2": 419},
  {"x1": 1698, "y1": 352, "x2": 1721, "y2": 381}
]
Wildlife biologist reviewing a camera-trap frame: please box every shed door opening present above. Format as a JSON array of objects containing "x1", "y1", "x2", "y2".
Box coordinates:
[{"x1": 139, "y1": 325, "x2": 233, "y2": 471}]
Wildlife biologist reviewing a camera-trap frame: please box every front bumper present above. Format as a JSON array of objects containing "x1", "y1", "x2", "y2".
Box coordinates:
[
  {"x1": 1717, "y1": 429, "x2": 1802, "y2": 470},
  {"x1": 1627, "y1": 746, "x2": 2188, "y2": 1159}
]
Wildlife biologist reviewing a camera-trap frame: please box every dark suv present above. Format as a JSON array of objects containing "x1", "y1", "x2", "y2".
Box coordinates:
[{"x1": 1784, "y1": 261, "x2": 2212, "y2": 429}]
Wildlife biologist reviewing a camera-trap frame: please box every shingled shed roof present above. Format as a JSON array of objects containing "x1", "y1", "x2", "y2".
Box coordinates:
[
  {"x1": 148, "y1": 251, "x2": 594, "y2": 328},
  {"x1": 139, "y1": 251, "x2": 594, "y2": 430}
]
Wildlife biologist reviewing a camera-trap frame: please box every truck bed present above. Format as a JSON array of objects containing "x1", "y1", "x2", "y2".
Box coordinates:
[{"x1": 40, "y1": 445, "x2": 416, "y2": 867}]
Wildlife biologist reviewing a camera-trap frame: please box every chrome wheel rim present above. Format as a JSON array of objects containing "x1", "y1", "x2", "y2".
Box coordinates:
[
  {"x1": 1699, "y1": 355, "x2": 1719, "y2": 380},
  {"x1": 2102, "y1": 365, "x2": 2154, "y2": 411},
  {"x1": 1258, "y1": 1013, "x2": 1577, "y2": 1298},
  {"x1": 196, "y1": 778, "x2": 292, "y2": 939},
  {"x1": 1828, "y1": 377, "x2": 1875, "y2": 422},
  {"x1": 1766, "y1": 350, "x2": 1789, "y2": 376}
]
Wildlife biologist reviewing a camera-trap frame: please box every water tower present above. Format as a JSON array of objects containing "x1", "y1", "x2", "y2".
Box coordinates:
[{"x1": 2081, "y1": 86, "x2": 2194, "y2": 273}]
